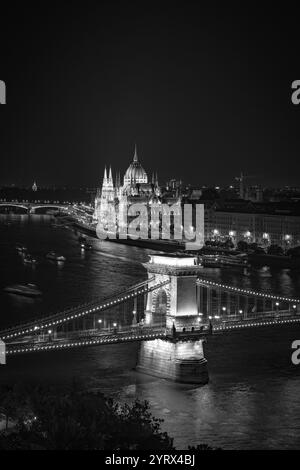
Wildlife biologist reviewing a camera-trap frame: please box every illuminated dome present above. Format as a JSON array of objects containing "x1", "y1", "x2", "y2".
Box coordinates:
[{"x1": 124, "y1": 146, "x2": 148, "y2": 184}]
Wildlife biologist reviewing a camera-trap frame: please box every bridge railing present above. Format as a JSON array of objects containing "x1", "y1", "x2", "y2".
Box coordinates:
[{"x1": 5, "y1": 326, "x2": 168, "y2": 355}]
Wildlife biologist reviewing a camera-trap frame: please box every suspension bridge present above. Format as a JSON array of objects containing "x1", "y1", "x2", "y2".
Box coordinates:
[{"x1": 1, "y1": 253, "x2": 300, "y2": 383}]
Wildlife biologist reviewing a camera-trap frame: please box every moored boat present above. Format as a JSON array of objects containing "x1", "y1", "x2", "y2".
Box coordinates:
[
  {"x1": 16, "y1": 244, "x2": 27, "y2": 254},
  {"x1": 80, "y1": 242, "x2": 92, "y2": 250},
  {"x1": 201, "y1": 252, "x2": 249, "y2": 268},
  {"x1": 23, "y1": 254, "x2": 38, "y2": 265},
  {"x1": 46, "y1": 251, "x2": 66, "y2": 262},
  {"x1": 4, "y1": 283, "x2": 42, "y2": 297}
]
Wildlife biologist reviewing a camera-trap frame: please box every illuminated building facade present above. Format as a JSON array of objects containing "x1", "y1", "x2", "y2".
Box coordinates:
[
  {"x1": 93, "y1": 146, "x2": 179, "y2": 227},
  {"x1": 205, "y1": 202, "x2": 300, "y2": 248}
]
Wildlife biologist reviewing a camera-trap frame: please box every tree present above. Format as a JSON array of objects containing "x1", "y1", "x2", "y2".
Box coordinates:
[
  {"x1": 267, "y1": 244, "x2": 284, "y2": 256},
  {"x1": 248, "y1": 243, "x2": 258, "y2": 251},
  {"x1": 108, "y1": 400, "x2": 173, "y2": 450},
  {"x1": 253, "y1": 246, "x2": 266, "y2": 254},
  {"x1": 0, "y1": 384, "x2": 28, "y2": 430},
  {"x1": 287, "y1": 246, "x2": 300, "y2": 257},
  {"x1": 237, "y1": 240, "x2": 248, "y2": 252},
  {"x1": 0, "y1": 385, "x2": 174, "y2": 450},
  {"x1": 188, "y1": 444, "x2": 221, "y2": 451}
]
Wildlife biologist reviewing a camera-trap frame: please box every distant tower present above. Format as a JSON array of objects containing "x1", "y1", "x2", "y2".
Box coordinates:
[
  {"x1": 239, "y1": 172, "x2": 244, "y2": 199},
  {"x1": 32, "y1": 181, "x2": 37, "y2": 192},
  {"x1": 235, "y1": 172, "x2": 244, "y2": 199}
]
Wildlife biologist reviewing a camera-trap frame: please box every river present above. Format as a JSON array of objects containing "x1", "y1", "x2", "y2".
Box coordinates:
[{"x1": 0, "y1": 214, "x2": 300, "y2": 449}]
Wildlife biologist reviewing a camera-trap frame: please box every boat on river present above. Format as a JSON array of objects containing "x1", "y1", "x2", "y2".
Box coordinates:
[
  {"x1": 4, "y1": 283, "x2": 42, "y2": 297},
  {"x1": 23, "y1": 254, "x2": 38, "y2": 265},
  {"x1": 46, "y1": 251, "x2": 66, "y2": 262},
  {"x1": 201, "y1": 252, "x2": 249, "y2": 268},
  {"x1": 16, "y1": 244, "x2": 27, "y2": 254}
]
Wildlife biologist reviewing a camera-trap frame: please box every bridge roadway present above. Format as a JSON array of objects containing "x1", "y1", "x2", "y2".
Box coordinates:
[
  {"x1": 5, "y1": 326, "x2": 169, "y2": 356},
  {"x1": 4, "y1": 311, "x2": 300, "y2": 356},
  {"x1": 0, "y1": 277, "x2": 170, "y2": 341}
]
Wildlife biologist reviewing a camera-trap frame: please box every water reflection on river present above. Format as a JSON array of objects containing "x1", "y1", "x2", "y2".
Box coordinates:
[{"x1": 0, "y1": 215, "x2": 300, "y2": 449}]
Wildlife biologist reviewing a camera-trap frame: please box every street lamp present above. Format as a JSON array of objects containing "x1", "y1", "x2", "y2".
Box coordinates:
[{"x1": 275, "y1": 302, "x2": 279, "y2": 319}]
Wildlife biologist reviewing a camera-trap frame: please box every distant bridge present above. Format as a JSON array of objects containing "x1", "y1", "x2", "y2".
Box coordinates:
[{"x1": 0, "y1": 202, "x2": 69, "y2": 213}]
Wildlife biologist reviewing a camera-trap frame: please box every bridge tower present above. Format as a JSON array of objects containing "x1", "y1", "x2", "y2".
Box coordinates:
[{"x1": 137, "y1": 254, "x2": 208, "y2": 385}]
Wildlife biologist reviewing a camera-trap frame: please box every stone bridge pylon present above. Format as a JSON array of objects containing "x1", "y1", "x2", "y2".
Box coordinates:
[
  {"x1": 143, "y1": 253, "x2": 203, "y2": 330},
  {"x1": 137, "y1": 254, "x2": 208, "y2": 385}
]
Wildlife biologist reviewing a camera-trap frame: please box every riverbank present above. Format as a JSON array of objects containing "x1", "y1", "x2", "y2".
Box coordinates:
[
  {"x1": 249, "y1": 253, "x2": 300, "y2": 269},
  {"x1": 73, "y1": 221, "x2": 186, "y2": 253}
]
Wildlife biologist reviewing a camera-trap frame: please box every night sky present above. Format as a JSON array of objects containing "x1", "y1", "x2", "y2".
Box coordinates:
[{"x1": 1, "y1": 3, "x2": 300, "y2": 188}]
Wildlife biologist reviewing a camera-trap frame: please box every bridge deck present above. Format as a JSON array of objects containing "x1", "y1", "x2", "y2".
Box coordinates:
[
  {"x1": 4, "y1": 312, "x2": 300, "y2": 356},
  {"x1": 5, "y1": 327, "x2": 167, "y2": 356}
]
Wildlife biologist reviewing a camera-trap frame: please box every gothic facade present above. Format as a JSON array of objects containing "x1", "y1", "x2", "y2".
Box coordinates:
[{"x1": 93, "y1": 146, "x2": 165, "y2": 225}]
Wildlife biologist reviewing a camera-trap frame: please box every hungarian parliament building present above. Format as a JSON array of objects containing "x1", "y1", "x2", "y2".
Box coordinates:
[
  {"x1": 93, "y1": 146, "x2": 180, "y2": 225},
  {"x1": 91, "y1": 146, "x2": 300, "y2": 249}
]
